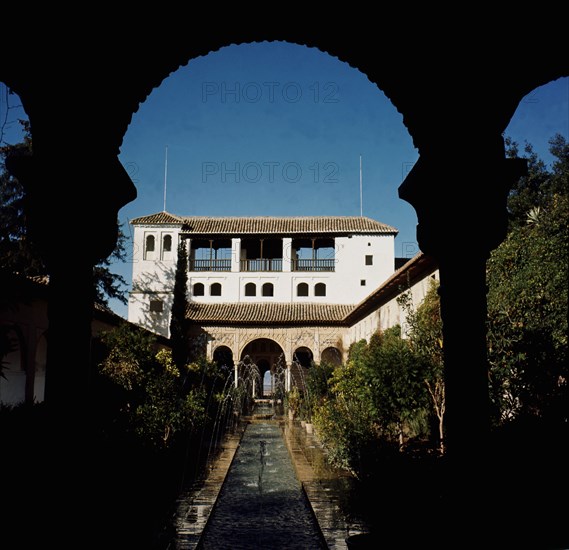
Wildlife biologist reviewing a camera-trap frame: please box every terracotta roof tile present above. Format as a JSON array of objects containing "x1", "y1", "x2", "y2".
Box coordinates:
[
  {"x1": 186, "y1": 302, "x2": 353, "y2": 325},
  {"x1": 132, "y1": 212, "x2": 397, "y2": 235},
  {"x1": 130, "y1": 212, "x2": 184, "y2": 225}
]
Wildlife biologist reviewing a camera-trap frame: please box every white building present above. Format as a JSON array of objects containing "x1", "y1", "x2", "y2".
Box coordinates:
[
  {"x1": 128, "y1": 212, "x2": 398, "y2": 336},
  {"x1": 127, "y1": 212, "x2": 439, "y2": 395}
]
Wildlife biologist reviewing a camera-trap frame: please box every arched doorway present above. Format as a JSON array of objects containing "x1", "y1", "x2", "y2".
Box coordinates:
[
  {"x1": 240, "y1": 338, "x2": 285, "y2": 398},
  {"x1": 212, "y1": 345, "x2": 234, "y2": 375},
  {"x1": 320, "y1": 346, "x2": 343, "y2": 366},
  {"x1": 291, "y1": 346, "x2": 314, "y2": 391}
]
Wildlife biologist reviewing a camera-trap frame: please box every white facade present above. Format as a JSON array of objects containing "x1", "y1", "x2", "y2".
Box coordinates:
[
  {"x1": 128, "y1": 213, "x2": 397, "y2": 338},
  {"x1": 343, "y1": 255, "x2": 439, "y2": 350}
]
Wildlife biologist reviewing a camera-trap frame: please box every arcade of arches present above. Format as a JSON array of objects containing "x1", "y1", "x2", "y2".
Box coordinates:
[{"x1": 211, "y1": 334, "x2": 342, "y2": 398}]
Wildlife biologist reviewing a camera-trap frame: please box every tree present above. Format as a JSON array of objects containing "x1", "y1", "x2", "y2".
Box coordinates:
[
  {"x1": 0, "y1": 120, "x2": 44, "y2": 276},
  {"x1": 0, "y1": 119, "x2": 129, "y2": 306},
  {"x1": 98, "y1": 322, "x2": 205, "y2": 448},
  {"x1": 505, "y1": 136, "x2": 552, "y2": 229},
  {"x1": 399, "y1": 280, "x2": 445, "y2": 452},
  {"x1": 487, "y1": 134, "x2": 568, "y2": 424},
  {"x1": 169, "y1": 239, "x2": 189, "y2": 369},
  {"x1": 365, "y1": 326, "x2": 430, "y2": 449}
]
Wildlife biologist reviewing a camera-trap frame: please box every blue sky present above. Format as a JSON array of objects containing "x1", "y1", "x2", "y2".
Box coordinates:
[{"x1": 1, "y1": 42, "x2": 568, "y2": 319}]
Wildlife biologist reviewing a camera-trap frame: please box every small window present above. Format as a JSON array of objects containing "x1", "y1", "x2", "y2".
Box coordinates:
[
  {"x1": 145, "y1": 234, "x2": 155, "y2": 252},
  {"x1": 314, "y1": 283, "x2": 326, "y2": 296},
  {"x1": 149, "y1": 299, "x2": 163, "y2": 312},
  {"x1": 245, "y1": 282, "x2": 256, "y2": 296},
  {"x1": 360, "y1": 280, "x2": 366, "y2": 286},
  {"x1": 365, "y1": 255, "x2": 373, "y2": 265},
  {"x1": 163, "y1": 234, "x2": 172, "y2": 252},
  {"x1": 262, "y1": 282, "x2": 274, "y2": 297},
  {"x1": 193, "y1": 283, "x2": 205, "y2": 296},
  {"x1": 297, "y1": 282, "x2": 309, "y2": 297},
  {"x1": 210, "y1": 282, "x2": 222, "y2": 296}
]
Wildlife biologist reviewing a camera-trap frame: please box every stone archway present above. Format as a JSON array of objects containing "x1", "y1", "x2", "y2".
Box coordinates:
[
  {"x1": 2, "y1": 22, "x2": 567, "y2": 548},
  {"x1": 212, "y1": 345, "x2": 234, "y2": 371},
  {"x1": 320, "y1": 346, "x2": 342, "y2": 366},
  {"x1": 241, "y1": 338, "x2": 286, "y2": 398}
]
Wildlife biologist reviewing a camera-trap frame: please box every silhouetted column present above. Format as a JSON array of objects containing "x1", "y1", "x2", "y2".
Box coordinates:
[
  {"x1": 43, "y1": 262, "x2": 94, "y2": 412},
  {"x1": 7, "y1": 148, "x2": 136, "y2": 420},
  {"x1": 399, "y1": 148, "x2": 527, "y2": 464}
]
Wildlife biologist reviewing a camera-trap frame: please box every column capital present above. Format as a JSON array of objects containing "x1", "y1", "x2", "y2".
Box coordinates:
[
  {"x1": 6, "y1": 149, "x2": 137, "y2": 268},
  {"x1": 398, "y1": 153, "x2": 527, "y2": 260}
]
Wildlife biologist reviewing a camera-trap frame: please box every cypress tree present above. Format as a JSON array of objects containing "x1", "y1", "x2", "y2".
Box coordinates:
[{"x1": 170, "y1": 239, "x2": 189, "y2": 370}]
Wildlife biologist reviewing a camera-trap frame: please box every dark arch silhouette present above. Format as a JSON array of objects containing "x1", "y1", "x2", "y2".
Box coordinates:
[
  {"x1": 1, "y1": 20, "x2": 567, "y2": 549},
  {"x1": 293, "y1": 346, "x2": 313, "y2": 369},
  {"x1": 212, "y1": 345, "x2": 234, "y2": 371}
]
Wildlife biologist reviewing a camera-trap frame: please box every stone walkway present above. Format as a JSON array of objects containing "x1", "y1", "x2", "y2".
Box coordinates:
[{"x1": 167, "y1": 418, "x2": 369, "y2": 549}]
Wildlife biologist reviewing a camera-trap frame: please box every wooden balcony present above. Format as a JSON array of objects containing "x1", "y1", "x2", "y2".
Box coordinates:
[
  {"x1": 240, "y1": 259, "x2": 283, "y2": 272},
  {"x1": 292, "y1": 259, "x2": 335, "y2": 272},
  {"x1": 189, "y1": 259, "x2": 231, "y2": 272}
]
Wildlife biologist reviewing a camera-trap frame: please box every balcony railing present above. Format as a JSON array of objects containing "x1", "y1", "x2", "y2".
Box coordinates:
[
  {"x1": 240, "y1": 259, "x2": 282, "y2": 272},
  {"x1": 292, "y1": 259, "x2": 335, "y2": 272},
  {"x1": 189, "y1": 259, "x2": 231, "y2": 272}
]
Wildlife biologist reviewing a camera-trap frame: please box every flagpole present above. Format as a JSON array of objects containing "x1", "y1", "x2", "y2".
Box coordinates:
[
  {"x1": 163, "y1": 145, "x2": 168, "y2": 212},
  {"x1": 359, "y1": 154, "x2": 363, "y2": 217}
]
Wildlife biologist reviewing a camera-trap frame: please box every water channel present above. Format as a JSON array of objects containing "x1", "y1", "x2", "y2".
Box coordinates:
[{"x1": 168, "y1": 401, "x2": 367, "y2": 549}]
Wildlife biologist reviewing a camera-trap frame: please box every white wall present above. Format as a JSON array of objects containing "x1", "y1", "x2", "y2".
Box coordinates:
[
  {"x1": 128, "y1": 222, "x2": 396, "y2": 338},
  {"x1": 343, "y1": 267, "x2": 439, "y2": 350},
  {"x1": 128, "y1": 224, "x2": 180, "y2": 336}
]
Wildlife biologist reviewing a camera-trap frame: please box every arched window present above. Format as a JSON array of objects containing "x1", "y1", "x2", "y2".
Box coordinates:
[
  {"x1": 146, "y1": 235, "x2": 155, "y2": 252},
  {"x1": 163, "y1": 234, "x2": 172, "y2": 252},
  {"x1": 245, "y1": 282, "x2": 256, "y2": 296},
  {"x1": 210, "y1": 282, "x2": 222, "y2": 296},
  {"x1": 314, "y1": 282, "x2": 326, "y2": 296},
  {"x1": 193, "y1": 282, "x2": 205, "y2": 296},
  {"x1": 297, "y1": 282, "x2": 309, "y2": 297},
  {"x1": 262, "y1": 282, "x2": 274, "y2": 297}
]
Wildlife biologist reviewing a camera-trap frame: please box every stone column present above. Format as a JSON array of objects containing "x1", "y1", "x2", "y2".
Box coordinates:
[
  {"x1": 398, "y1": 146, "x2": 527, "y2": 462},
  {"x1": 6, "y1": 149, "x2": 136, "y2": 416},
  {"x1": 231, "y1": 237, "x2": 241, "y2": 272}
]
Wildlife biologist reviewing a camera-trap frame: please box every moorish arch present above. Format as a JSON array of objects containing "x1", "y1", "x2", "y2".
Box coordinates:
[
  {"x1": 292, "y1": 346, "x2": 313, "y2": 368},
  {"x1": 240, "y1": 338, "x2": 286, "y2": 398},
  {"x1": 320, "y1": 346, "x2": 343, "y2": 366},
  {"x1": 1, "y1": 21, "x2": 567, "y2": 547},
  {"x1": 3, "y1": 24, "x2": 565, "y2": 423}
]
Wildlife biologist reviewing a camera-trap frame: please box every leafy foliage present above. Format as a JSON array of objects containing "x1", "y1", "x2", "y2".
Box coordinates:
[
  {"x1": 0, "y1": 120, "x2": 44, "y2": 277},
  {"x1": 398, "y1": 280, "x2": 445, "y2": 450},
  {"x1": 98, "y1": 322, "x2": 206, "y2": 448},
  {"x1": 312, "y1": 328, "x2": 434, "y2": 478},
  {"x1": 487, "y1": 136, "x2": 568, "y2": 424}
]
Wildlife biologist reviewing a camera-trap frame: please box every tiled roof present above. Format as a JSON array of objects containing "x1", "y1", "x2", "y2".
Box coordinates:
[
  {"x1": 131, "y1": 212, "x2": 397, "y2": 235},
  {"x1": 130, "y1": 212, "x2": 184, "y2": 225},
  {"x1": 186, "y1": 302, "x2": 353, "y2": 325}
]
